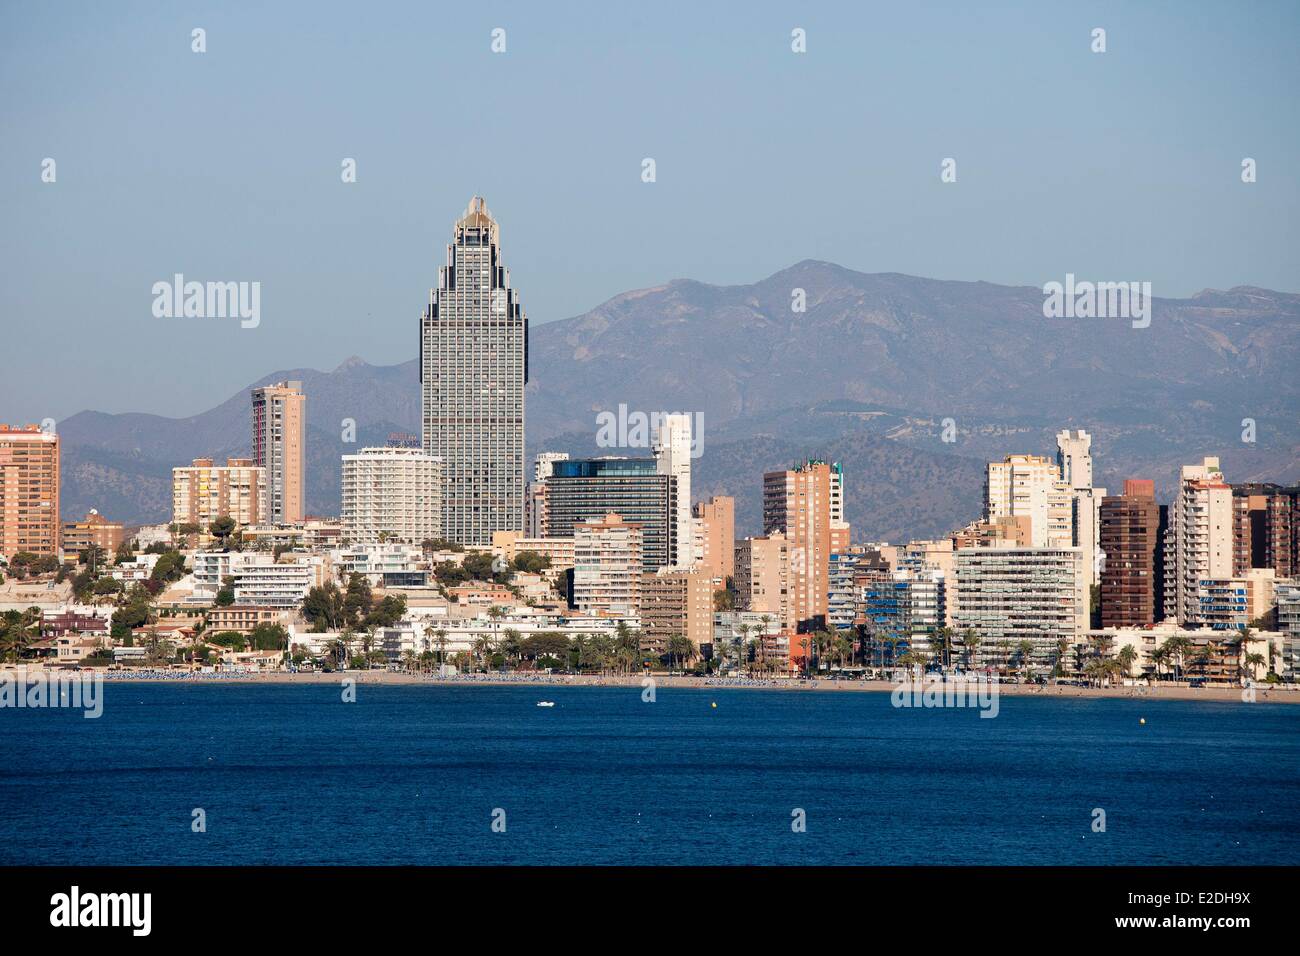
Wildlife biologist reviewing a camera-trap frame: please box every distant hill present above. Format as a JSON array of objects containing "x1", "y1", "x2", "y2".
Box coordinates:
[{"x1": 57, "y1": 261, "x2": 1300, "y2": 540}]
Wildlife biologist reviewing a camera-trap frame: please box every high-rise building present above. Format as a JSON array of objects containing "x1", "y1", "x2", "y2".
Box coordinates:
[
  {"x1": 173, "y1": 457, "x2": 265, "y2": 529},
  {"x1": 953, "y1": 546, "x2": 1087, "y2": 666},
  {"x1": 763, "y1": 460, "x2": 833, "y2": 633},
  {"x1": 1099, "y1": 479, "x2": 1166, "y2": 628},
  {"x1": 419, "y1": 197, "x2": 527, "y2": 546},
  {"x1": 734, "y1": 533, "x2": 791, "y2": 629},
  {"x1": 0, "y1": 425, "x2": 59, "y2": 557},
  {"x1": 828, "y1": 461, "x2": 852, "y2": 550},
  {"x1": 340, "y1": 446, "x2": 443, "y2": 545},
  {"x1": 1231, "y1": 483, "x2": 1299, "y2": 579},
  {"x1": 251, "y1": 381, "x2": 305, "y2": 525},
  {"x1": 572, "y1": 513, "x2": 643, "y2": 618},
  {"x1": 1055, "y1": 429, "x2": 1105, "y2": 586},
  {"x1": 693, "y1": 495, "x2": 734, "y2": 581},
  {"x1": 543, "y1": 458, "x2": 677, "y2": 570},
  {"x1": 526, "y1": 452, "x2": 570, "y2": 538},
  {"x1": 653, "y1": 414, "x2": 694, "y2": 569},
  {"x1": 1163, "y1": 457, "x2": 1234, "y2": 625},
  {"x1": 1056, "y1": 429, "x2": 1094, "y2": 490},
  {"x1": 984, "y1": 454, "x2": 1072, "y2": 548}
]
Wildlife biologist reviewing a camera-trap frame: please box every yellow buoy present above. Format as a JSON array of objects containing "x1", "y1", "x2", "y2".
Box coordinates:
[
  {"x1": 1140, "y1": 717, "x2": 1146, "y2": 725},
  {"x1": 711, "y1": 701, "x2": 717, "y2": 709}
]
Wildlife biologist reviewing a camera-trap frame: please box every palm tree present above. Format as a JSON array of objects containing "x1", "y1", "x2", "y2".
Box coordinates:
[
  {"x1": 1243, "y1": 651, "x2": 1266, "y2": 683},
  {"x1": 1149, "y1": 645, "x2": 1169, "y2": 683},
  {"x1": 961, "y1": 629, "x2": 981, "y2": 671},
  {"x1": 931, "y1": 626, "x2": 953, "y2": 671},
  {"x1": 1016, "y1": 640, "x2": 1035, "y2": 679},
  {"x1": 1116, "y1": 644, "x2": 1138, "y2": 680}
]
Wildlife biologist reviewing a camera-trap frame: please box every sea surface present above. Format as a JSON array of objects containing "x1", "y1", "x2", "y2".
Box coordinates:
[{"x1": 1, "y1": 682, "x2": 1297, "y2": 865}]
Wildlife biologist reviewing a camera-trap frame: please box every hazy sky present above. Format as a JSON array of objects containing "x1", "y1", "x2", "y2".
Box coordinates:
[{"x1": 2, "y1": 0, "x2": 1297, "y2": 424}]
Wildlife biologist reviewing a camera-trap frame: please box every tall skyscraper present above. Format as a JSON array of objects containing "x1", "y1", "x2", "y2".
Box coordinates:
[
  {"x1": 763, "y1": 459, "x2": 832, "y2": 634},
  {"x1": 251, "y1": 381, "x2": 305, "y2": 525},
  {"x1": 0, "y1": 424, "x2": 60, "y2": 557},
  {"x1": 420, "y1": 196, "x2": 527, "y2": 547},
  {"x1": 653, "y1": 414, "x2": 694, "y2": 569}
]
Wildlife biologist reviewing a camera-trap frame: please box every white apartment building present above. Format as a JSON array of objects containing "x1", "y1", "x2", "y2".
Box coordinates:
[
  {"x1": 954, "y1": 545, "x2": 1087, "y2": 666},
  {"x1": 984, "y1": 454, "x2": 1073, "y2": 549},
  {"x1": 341, "y1": 446, "x2": 442, "y2": 546},
  {"x1": 572, "y1": 513, "x2": 643, "y2": 619},
  {"x1": 1164, "y1": 457, "x2": 1234, "y2": 625},
  {"x1": 653, "y1": 414, "x2": 694, "y2": 569}
]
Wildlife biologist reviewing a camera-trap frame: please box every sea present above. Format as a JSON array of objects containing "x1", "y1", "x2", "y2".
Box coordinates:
[{"x1": 1, "y1": 682, "x2": 1296, "y2": 865}]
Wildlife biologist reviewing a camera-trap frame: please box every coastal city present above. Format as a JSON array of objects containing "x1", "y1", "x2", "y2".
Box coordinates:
[{"x1": 2, "y1": 198, "x2": 1296, "y2": 695}]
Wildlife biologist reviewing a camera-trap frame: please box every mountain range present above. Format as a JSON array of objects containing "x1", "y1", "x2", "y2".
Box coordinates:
[{"x1": 54, "y1": 260, "x2": 1300, "y2": 541}]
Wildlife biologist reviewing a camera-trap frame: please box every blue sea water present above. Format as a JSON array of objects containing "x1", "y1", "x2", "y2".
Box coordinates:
[{"x1": 1, "y1": 682, "x2": 1296, "y2": 865}]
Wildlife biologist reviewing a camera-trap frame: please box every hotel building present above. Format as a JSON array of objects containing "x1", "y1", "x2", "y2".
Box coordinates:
[
  {"x1": 340, "y1": 446, "x2": 443, "y2": 545},
  {"x1": 420, "y1": 197, "x2": 527, "y2": 546},
  {"x1": 763, "y1": 460, "x2": 833, "y2": 634},
  {"x1": 640, "y1": 567, "x2": 713, "y2": 657},
  {"x1": 544, "y1": 458, "x2": 677, "y2": 570}
]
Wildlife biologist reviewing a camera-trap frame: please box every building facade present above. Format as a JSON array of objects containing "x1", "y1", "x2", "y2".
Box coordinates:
[
  {"x1": 572, "y1": 514, "x2": 643, "y2": 618},
  {"x1": 953, "y1": 546, "x2": 1087, "y2": 666},
  {"x1": 1099, "y1": 479, "x2": 1166, "y2": 628},
  {"x1": 763, "y1": 460, "x2": 832, "y2": 634},
  {"x1": 544, "y1": 458, "x2": 676, "y2": 570},
  {"x1": 172, "y1": 457, "x2": 265, "y2": 529},
  {"x1": 61, "y1": 509, "x2": 125, "y2": 560},
  {"x1": 419, "y1": 197, "x2": 527, "y2": 546},
  {"x1": 340, "y1": 446, "x2": 443, "y2": 545},
  {"x1": 0, "y1": 424, "x2": 59, "y2": 557},
  {"x1": 1163, "y1": 457, "x2": 1234, "y2": 625},
  {"x1": 693, "y1": 495, "x2": 735, "y2": 582},
  {"x1": 251, "y1": 381, "x2": 306, "y2": 525}
]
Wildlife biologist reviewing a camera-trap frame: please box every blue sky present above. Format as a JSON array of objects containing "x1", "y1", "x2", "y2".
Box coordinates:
[{"x1": 2, "y1": 0, "x2": 1297, "y2": 423}]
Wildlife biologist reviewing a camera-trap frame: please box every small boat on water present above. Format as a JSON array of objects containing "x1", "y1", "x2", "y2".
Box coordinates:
[{"x1": 536, "y1": 700, "x2": 555, "y2": 708}]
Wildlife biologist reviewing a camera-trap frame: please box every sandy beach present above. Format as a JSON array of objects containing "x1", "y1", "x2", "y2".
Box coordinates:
[{"x1": 85, "y1": 669, "x2": 1300, "y2": 704}]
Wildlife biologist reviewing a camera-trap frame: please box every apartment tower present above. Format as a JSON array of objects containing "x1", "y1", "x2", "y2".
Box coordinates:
[
  {"x1": 0, "y1": 424, "x2": 60, "y2": 557},
  {"x1": 1098, "y1": 479, "x2": 1166, "y2": 627},
  {"x1": 251, "y1": 381, "x2": 305, "y2": 525}
]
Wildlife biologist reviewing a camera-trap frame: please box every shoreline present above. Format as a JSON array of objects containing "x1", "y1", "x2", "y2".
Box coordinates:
[{"x1": 68, "y1": 670, "x2": 1300, "y2": 704}]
